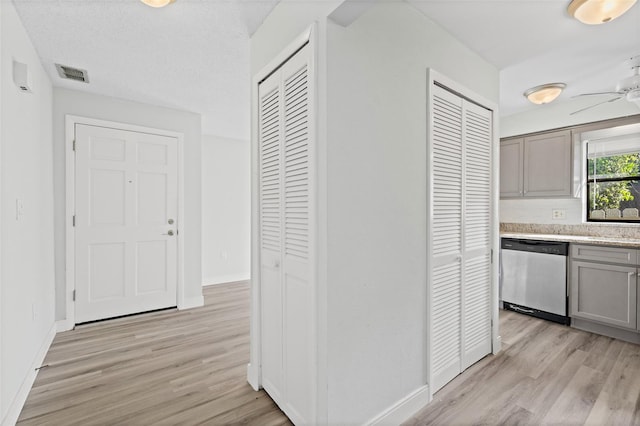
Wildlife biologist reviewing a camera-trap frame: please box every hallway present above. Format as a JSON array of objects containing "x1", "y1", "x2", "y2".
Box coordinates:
[{"x1": 18, "y1": 282, "x2": 290, "y2": 425}]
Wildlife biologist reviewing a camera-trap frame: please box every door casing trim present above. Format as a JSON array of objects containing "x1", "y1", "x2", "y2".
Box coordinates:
[{"x1": 63, "y1": 115, "x2": 185, "y2": 330}]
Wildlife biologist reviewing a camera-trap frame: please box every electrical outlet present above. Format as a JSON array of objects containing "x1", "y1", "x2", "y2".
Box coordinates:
[{"x1": 552, "y1": 209, "x2": 566, "y2": 220}]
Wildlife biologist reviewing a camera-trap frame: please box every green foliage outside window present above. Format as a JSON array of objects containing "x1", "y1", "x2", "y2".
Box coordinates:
[{"x1": 588, "y1": 153, "x2": 640, "y2": 211}]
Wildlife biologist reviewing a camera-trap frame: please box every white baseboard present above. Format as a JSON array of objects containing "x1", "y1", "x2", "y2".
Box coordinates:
[
  {"x1": 178, "y1": 295, "x2": 204, "y2": 310},
  {"x1": 202, "y1": 274, "x2": 250, "y2": 286},
  {"x1": 493, "y1": 335, "x2": 502, "y2": 354},
  {"x1": 365, "y1": 385, "x2": 431, "y2": 426},
  {"x1": 56, "y1": 319, "x2": 74, "y2": 333},
  {"x1": 246, "y1": 363, "x2": 260, "y2": 391},
  {"x1": 2, "y1": 323, "x2": 56, "y2": 426}
]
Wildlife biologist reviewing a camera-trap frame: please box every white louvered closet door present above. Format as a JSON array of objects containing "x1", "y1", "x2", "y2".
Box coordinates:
[
  {"x1": 429, "y1": 83, "x2": 493, "y2": 393},
  {"x1": 461, "y1": 101, "x2": 493, "y2": 370},
  {"x1": 259, "y1": 69, "x2": 284, "y2": 403},
  {"x1": 430, "y1": 85, "x2": 464, "y2": 392},
  {"x1": 258, "y1": 43, "x2": 314, "y2": 425}
]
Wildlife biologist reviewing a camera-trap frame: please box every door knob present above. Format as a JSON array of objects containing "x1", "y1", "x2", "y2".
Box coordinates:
[{"x1": 163, "y1": 230, "x2": 174, "y2": 236}]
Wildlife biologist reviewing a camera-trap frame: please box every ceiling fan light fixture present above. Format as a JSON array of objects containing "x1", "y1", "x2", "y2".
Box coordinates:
[
  {"x1": 524, "y1": 83, "x2": 567, "y2": 105},
  {"x1": 140, "y1": 0, "x2": 175, "y2": 8},
  {"x1": 568, "y1": 0, "x2": 637, "y2": 24}
]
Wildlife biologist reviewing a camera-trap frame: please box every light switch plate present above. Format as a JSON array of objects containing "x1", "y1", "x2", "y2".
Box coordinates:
[
  {"x1": 552, "y1": 209, "x2": 566, "y2": 220},
  {"x1": 16, "y1": 199, "x2": 24, "y2": 220}
]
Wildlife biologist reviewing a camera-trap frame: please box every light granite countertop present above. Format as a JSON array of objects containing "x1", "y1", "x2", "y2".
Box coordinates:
[{"x1": 500, "y1": 232, "x2": 640, "y2": 248}]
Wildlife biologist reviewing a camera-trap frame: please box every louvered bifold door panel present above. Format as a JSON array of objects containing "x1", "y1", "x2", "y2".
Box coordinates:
[
  {"x1": 258, "y1": 71, "x2": 284, "y2": 403},
  {"x1": 430, "y1": 84, "x2": 464, "y2": 392},
  {"x1": 280, "y1": 44, "x2": 313, "y2": 426},
  {"x1": 462, "y1": 102, "x2": 493, "y2": 369}
]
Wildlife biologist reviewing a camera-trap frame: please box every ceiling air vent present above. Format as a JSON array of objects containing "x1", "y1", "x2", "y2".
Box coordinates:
[{"x1": 55, "y1": 64, "x2": 89, "y2": 83}]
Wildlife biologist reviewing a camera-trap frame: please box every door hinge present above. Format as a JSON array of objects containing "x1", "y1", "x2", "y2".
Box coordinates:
[
  {"x1": 491, "y1": 249, "x2": 494, "y2": 264},
  {"x1": 73, "y1": 215, "x2": 76, "y2": 227},
  {"x1": 73, "y1": 140, "x2": 76, "y2": 151},
  {"x1": 72, "y1": 290, "x2": 76, "y2": 301}
]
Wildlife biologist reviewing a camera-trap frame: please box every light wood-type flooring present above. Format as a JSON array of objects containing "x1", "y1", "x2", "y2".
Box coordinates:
[
  {"x1": 407, "y1": 309, "x2": 640, "y2": 426},
  {"x1": 18, "y1": 283, "x2": 640, "y2": 425},
  {"x1": 17, "y1": 282, "x2": 291, "y2": 426}
]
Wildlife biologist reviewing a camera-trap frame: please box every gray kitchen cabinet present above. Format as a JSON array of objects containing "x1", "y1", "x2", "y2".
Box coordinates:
[
  {"x1": 499, "y1": 138, "x2": 523, "y2": 198},
  {"x1": 571, "y1": 244, "x2": 638, "y2": 265},
  {"x1": 500, "y1": 129, "x2": 572, "y2": 199},
  {"x1": 570, "y1": 260, "x2": 637, "y2": 330},
  {"x1": 523, "y1": 130, "x2": 572, "y2": 197}
]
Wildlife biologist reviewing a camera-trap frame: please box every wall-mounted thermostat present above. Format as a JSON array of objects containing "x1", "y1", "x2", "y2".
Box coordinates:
[{"x1": 13, "y1": 60, "x2": 32, "y2": 93}]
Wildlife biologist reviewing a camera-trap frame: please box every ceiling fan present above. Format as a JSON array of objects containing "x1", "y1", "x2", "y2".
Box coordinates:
[{"x1": 571, "y1": 55, "x2": 640, "y2": 115}]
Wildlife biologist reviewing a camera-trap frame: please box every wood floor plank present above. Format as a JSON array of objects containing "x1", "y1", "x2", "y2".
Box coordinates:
[
  {"x1": 17, "y1": 282, "x2": 291, "y2": 426},
  {"x1": 407, "y1": 310, "x2": 640, "y2": 426}
]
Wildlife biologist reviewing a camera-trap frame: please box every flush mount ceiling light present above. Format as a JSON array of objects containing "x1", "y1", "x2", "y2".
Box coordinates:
[
  {"x1": 568, "y1": 0, "x2": 637, "y2": 24},
  {"x1": 140, "y1": 0, "x2": 175, "y2": 7},
  {"x1": 524, "y1": 83, "x2": 567, "y2": 105}
]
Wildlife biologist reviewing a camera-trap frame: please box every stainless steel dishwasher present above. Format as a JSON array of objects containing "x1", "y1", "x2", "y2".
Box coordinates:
[{"x1": 500, "y1": 238, "x2": 570, "y2": 325}]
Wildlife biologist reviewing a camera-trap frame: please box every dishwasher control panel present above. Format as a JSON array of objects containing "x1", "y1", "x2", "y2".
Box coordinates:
[{"x1": 501, "y1": 239, "x2": 568, "y2": 256}]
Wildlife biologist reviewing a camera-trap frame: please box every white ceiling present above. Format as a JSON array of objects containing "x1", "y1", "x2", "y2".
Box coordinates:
[
  {"x1": 408, "y1": 0, "x2": 640, "y2": 117},
  {"x1": 12, "y1": 0, "x2": 279, "y2": 140},
  {"x1": 11, "y1": 0, "x2": 640, "y2": 140}
]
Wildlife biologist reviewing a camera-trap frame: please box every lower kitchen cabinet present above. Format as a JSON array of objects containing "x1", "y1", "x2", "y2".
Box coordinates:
[{"x1": 570, "y1": 260, "x2": 638, "y2": 330}]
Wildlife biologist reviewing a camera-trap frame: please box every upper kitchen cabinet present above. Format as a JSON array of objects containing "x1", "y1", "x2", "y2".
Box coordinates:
[
  {"x1": 500, "y1": 129, "x2": 572, "y2": 199},
  {"x1": 499, "y1": 138, "x2": 523, "y2": 198}
]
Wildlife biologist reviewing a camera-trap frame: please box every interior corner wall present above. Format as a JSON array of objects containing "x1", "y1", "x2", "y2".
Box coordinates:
[
  {"x1": 249, "y1": 0, "x2": 342, "y2": 76},
  {"x1": 500, "y1": 99, "x2": 640, "y2": 225},
  {"x1": 201, "y1": 135, "x2": 250, "y2": 285},
  {"x1": 1, "y1": 1, "x2": 56, "y2": 423},
  {"x1": 325, "y1": 3, "x2": 498, "y2": 423},
  {"x1": 52, "y1": 88, "x2": 203, "y2": 319}
]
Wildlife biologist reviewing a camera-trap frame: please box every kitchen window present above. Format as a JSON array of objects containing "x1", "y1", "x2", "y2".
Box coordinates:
[{"x1": 587, "y1": 130, "x2": 640, "y2": 222}]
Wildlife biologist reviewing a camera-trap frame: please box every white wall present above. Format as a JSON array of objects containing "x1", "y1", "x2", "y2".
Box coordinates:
[
  {"x1": 1, "y1": 1, "x2": 56, "y2": 423},
  {"x1": 500, "y1": 97, "x2": 640, "y2": 225},
  {"x1": 326, "y1": 3, "x2": 498, "y2": 423},
  {"x1": 251, "y1": 1, "x2": 499, "y2": 424},
  {"x1": 500, "y1": 198, "x2": 584, "y2": 224},
  {"x1": 201, "y1": 135, "x2": 250, "y2": 285},
  {"x1": 250, "y1": 1, "x2": 341, "y2": 76},
  {"x1": 52, "y1": 88, "x2": 203, "y2": 320},
  {"x1": 501, "y1": 97, "x2": 640, "y2": 138}
]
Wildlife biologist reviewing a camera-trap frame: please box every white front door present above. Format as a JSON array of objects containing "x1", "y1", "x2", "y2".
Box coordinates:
[{"x1": 74, "y1": 124, "x2": 178, "y2": 323}]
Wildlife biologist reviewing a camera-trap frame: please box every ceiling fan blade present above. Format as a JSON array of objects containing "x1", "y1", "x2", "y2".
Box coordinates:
[
  {"x1": 572, "y1": 91, "x2": 625, "y2": 98},
  {"x1": 570, "y1": 97, "x2": 623, "y2": 115}
]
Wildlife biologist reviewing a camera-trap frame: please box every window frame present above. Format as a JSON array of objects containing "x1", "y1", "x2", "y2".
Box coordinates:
[{"x1": 582, "y1": 122, "x2": 640, "y2": 224}]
